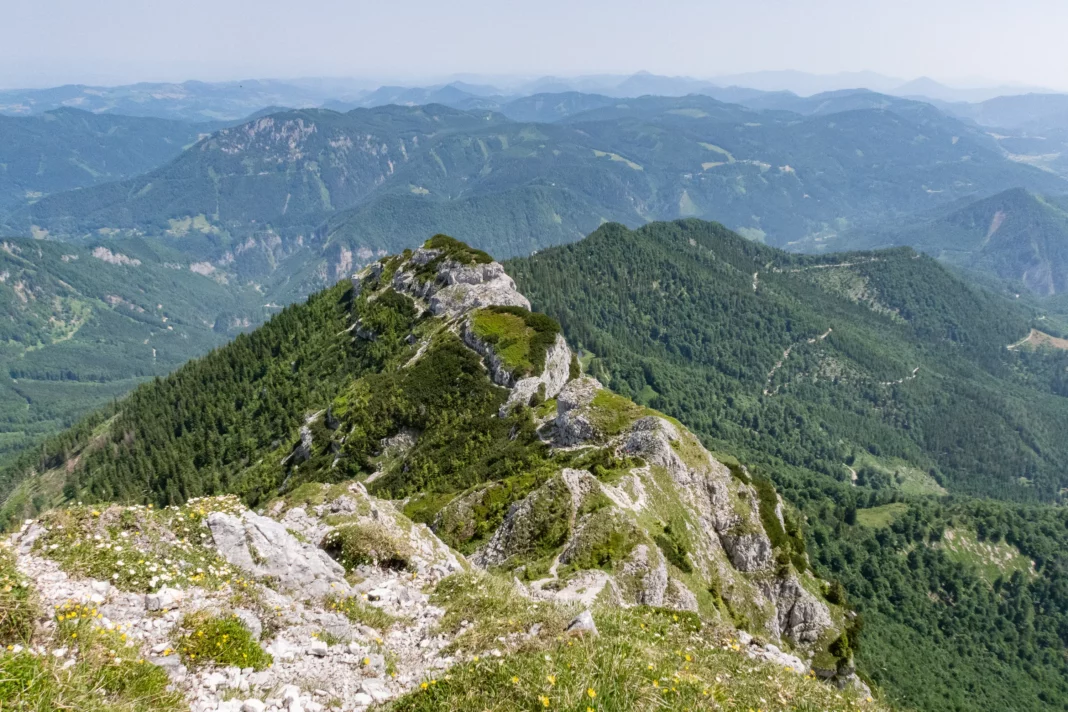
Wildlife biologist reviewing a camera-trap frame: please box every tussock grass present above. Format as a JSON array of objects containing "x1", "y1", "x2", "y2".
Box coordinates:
[
  {"x1": 326, "y1": 594, "x2": 406, "y2": 631},
  {"x1": 176, "y1": 611, "x2": 272, "y2": 671},
  {"x1": 0, "y1": 602, "x2": 183, "y2": 712},
  {"x1": 393, "y1": 600, "x2": 885, "y2": 712},
  {"x1": 0, "y1": 546, "x2": 36, "y2": 646},
  {"x1": 321, "y1": 522, "x2": 414, "y2": 572}
]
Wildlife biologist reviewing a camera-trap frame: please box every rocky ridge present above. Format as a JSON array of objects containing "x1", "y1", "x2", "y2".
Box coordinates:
[{"x1": 2, "y1": 237, "x2": 871, "y2": 710}]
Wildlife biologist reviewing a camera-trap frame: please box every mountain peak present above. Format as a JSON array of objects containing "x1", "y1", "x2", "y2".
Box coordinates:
[{"x1": 0, "y1": 233, "x2": 874, "y2": 711}]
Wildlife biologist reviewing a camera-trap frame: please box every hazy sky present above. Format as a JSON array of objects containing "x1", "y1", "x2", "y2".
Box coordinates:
[{"x1": 4, "y1": 0, "x2": 1068, "y2": 89}]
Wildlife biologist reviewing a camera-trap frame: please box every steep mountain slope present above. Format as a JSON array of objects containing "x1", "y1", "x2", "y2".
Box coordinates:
[
  {"x1": 0, "y1": 236, "x2": 264, "y2": 458},
  {"x1": 0, "y1": 236, "x2": 878, "y2": 712},
  {"x1": 507, "y1": 219, "x2": 1068, "y2": 711},
  {"x1": 844, "y1": 188, "x2": 1068, "y2": 295},
  {"x1": 509, "y1": 219, "x2": 1068, "y2": 500},
  {"x1": 0, "y1": 108, "x2": 221, "y2": 211}
]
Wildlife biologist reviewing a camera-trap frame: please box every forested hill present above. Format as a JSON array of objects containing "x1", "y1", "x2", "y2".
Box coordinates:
[
  {"x1": 6, "y1": 94, "x2": 1065, "y2": 298},
  {"x1": 508, "y1": 219, "x2": 1068, "y2": 501},
  {"x1": 0, "y1": 108, "x2": 221, "y2": 211},
  {"x1": 508, "y1": 220, "x2": 1068, "y2": 711},
  {"x1": 848, "y1": 188, "x2": 1068, "y2": 296},
  {"x1": 0, "y1": 236, "x2": 265, "y2": 459}
]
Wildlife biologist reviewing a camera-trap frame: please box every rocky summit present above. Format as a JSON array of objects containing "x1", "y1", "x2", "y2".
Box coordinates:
[{"x1": 0, "y1": 236, "x2": 880, "y2": 712}]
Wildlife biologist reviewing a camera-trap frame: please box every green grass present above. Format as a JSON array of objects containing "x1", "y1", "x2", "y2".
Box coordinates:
[
  {"x1": 937, "y1": 528, "x2": 1033, "y2": 584},
  {"x1": 395, "y1": 579, "x2": 884, "y2": 712},
  {"x1": 0, "y1": 546, "x2": 36, "y2": 646},
  {"x1": 587, "y1": 389, "x2": 653, "y2": 438},
  {"x1": 855, "y1": 503, "x2": 909, "y2": 529},
  {"x1": 326, "y1": 594, "x2": 406, "y2": 631},
  {"x1": 176, "y1": 611, "x2": 272, "y2": 671},
  {"x1": 0, "y1": 601, "x2": 184, "y2": 712},
  {"x1": 470, "y1": 306, "x2": 561, "y2": 380},
  {"x1": 850, "y1": 452, "x2": 947, "y2": 497},
  {"x1": 321, "y1": 521, "x2": 414, "y2": 572}
]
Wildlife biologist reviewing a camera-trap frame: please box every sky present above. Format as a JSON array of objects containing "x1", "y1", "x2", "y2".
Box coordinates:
[{"x1": 4, "y1": 0, "x2": 1068, "y2": 90}]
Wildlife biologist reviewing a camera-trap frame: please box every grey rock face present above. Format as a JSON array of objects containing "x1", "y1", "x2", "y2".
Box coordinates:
[
  {"x1": 720, "y1": 531, "x2": 775, "y2": 573},
  {"x1": 206, "y1": 511, "x2": 350, "y2": 599},
  {"x1": 391, "y1": 250, "x2": 531, "y2": 318},
  {"x1": 619, "y1": 544, "x2": 668, "y2": 607},
  {"x1": 553, "y1": 376, "x2": 604, "y2": 446},
  {"x1": 500, "y1": 335, "x2": 573, "y2": 416},
  {"x1": 565, "y1": 610, "x2": 598, "y2": 637},
  {"x1": 760, "y1": 576, "x2": 835, "y2": 644}
]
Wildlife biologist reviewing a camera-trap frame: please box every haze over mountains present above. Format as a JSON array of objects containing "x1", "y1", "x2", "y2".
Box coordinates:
[{"x1": 5, "y1": 70, "x2": 1068, "y2": 455}]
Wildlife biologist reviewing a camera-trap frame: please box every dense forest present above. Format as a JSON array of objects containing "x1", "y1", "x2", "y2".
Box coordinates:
[
  {"x1": 0, "y1": 237, "x2": 266, "y2": 458},
  {"x1": 507, "y1": 220, "x2": 1068, "y2": 711}
]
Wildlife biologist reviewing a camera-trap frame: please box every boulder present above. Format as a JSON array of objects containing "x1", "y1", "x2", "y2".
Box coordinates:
[
  {"x1": 207, "y1": 510, "x2": 349, "y2": 599},
  {"x1": 565, "y1": 610, "x2": 598, "y2": 638},
  {"x1": 145, "y1": 586, "x2": 183, "y2": 612}
]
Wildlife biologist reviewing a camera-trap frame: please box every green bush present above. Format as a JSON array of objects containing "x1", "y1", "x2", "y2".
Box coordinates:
[
  {"x1": 322, "y1": 522, "x2": 413, "y2": 572},
  {"x1": 327, "y1": 595, "x2": 405, "y2": 631},
  {"x1": 654, "y1": 519, "x2": 693, "y2": 574},
  {"x1": 176, "y1": 612, "x2": 271, "y2": 671}
]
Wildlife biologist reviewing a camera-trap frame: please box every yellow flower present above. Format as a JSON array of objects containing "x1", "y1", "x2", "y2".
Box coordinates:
[
  {"x1": 587, "y1": 687, "x2": 597, "y2": 699},
  {"x1": 539, "y1": 696, "x2": 550, "y2": 708},
  {"x1": 512, "y1": 676, "x2": 519, "y2": 684},
  {"x1": 420, "y1": 682, "x2": 428, "y2": 690},
  {"x1": 363, "y1": 657, "x2": 371, "y2": 666},
  {"x1": 547, "y1": 675, "x2": 556, "y2": 686}
]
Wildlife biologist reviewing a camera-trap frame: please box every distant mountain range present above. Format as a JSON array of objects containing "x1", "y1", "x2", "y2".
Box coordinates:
[
  {"x1": 2, "y1": 84, "x2": 1068, "y2": 463},
  {"x1": 3, "y1": 93, "x2": 1065, "y2": 305},
  {"x1": 2, "y1": 71, "x2": 1060, "y2": 123}
]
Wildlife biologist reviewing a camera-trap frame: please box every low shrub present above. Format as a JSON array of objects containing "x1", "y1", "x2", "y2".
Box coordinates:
[
  {"x1": 176, "y1": 612, "x2": 271, "y2": 671},
  {"x1": 322, "y1": 522, "x2": 414, "y2": 572}
]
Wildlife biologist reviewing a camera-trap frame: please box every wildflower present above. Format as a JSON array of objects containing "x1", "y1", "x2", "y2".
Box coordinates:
[
  {"x1": 512, "y1": 676, "x2": 519, "y2": 684},
  {"x1": 539, "y1": 696, "x2": 550, "y2": 707},
  {"x1": 420, "y1": 682, "x2": 428, "y2": 690},
  {"x1": 587, "y1": 687, "x2": 597, "y2": 699},
  {"x1": 547, "y1": 675, "x2": 556, "y2": 686}
]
